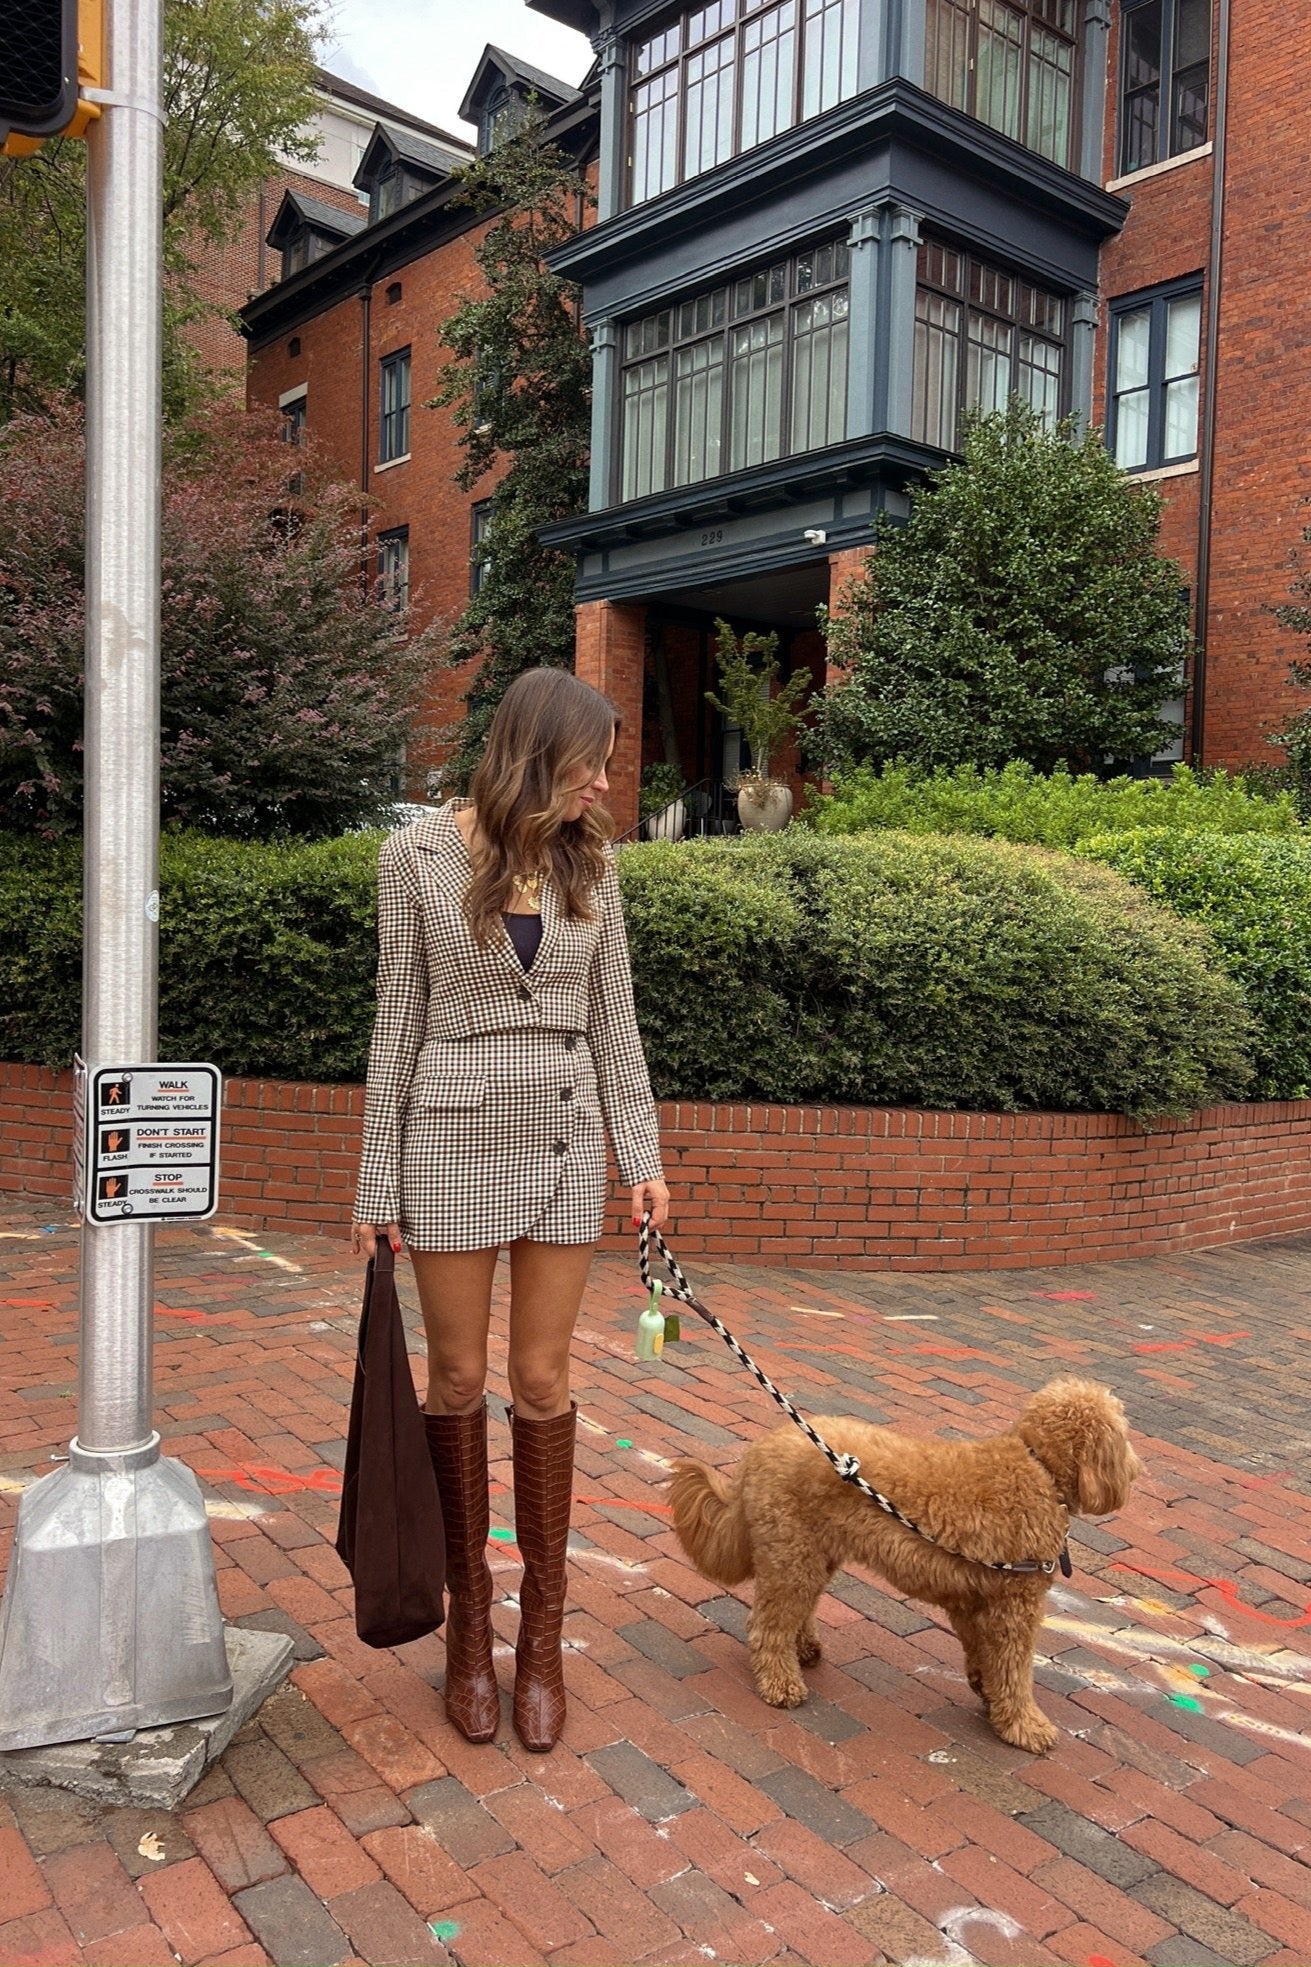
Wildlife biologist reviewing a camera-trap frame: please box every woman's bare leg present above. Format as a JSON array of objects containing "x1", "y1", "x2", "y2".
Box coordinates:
[
  {"x1": 410, "y1": 1248, "x2": 498, "y2": 1415},
  {"x1": 505, "y1": 1241, "x2": 595, "y2": 1416}
]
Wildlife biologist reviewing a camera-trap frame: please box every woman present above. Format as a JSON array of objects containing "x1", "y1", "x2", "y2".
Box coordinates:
[{"x1": 351, "y1": 667, "x2": 670, "y2": 1753}]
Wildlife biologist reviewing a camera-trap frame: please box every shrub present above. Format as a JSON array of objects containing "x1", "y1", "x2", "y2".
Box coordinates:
[
  {"x1": 623, "y1": 833, "x2": 1252, "y2": 1120},
  {"x1": 0, "y1": 831, "x2": 381, "y2": 1080},
  {"x1": 1080, "y1": 828, "x2": 1311, "y2": 1099},
  {"x1": 0, "y1": 827, "x2": 1255, "y2": 1120},
  {"x1": 813, "y1": 403, "x2": 1192, "y2": 776},
  {"x1": 804, "y1": 761, "x2": 1301, "y2": 848}
]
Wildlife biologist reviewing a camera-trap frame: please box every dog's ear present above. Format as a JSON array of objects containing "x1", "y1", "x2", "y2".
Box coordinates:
[{"x1": 1076, "y1": 1415, "x2": 1141, "y2": 1516}]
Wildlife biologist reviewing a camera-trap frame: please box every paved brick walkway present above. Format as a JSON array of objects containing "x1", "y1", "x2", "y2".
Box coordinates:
[{"x1": 0, "y1": 1196, "x2": 1309, "y2": 1967}]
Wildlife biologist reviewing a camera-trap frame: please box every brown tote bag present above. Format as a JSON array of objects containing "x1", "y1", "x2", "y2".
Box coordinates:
[{"x1": 336, "y1": 1236, "x2": 446, "y2": 1647}]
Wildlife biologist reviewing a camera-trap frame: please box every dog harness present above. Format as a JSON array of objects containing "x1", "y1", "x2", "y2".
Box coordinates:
[{"x1": 638, "y1": 1216, "x2": 1073, "y2": 1580}]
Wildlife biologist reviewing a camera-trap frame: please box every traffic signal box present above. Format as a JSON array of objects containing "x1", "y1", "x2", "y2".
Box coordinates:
[{"x1": 1, "y1": 0, "x2": 104, "y2": 155}]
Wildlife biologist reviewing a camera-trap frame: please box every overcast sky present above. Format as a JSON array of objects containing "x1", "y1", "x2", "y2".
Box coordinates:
[{"x1": 318, "y1": 0, "x2": 595, "y2": 140}]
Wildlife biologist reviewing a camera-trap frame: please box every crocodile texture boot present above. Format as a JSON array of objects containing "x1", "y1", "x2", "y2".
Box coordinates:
[
  {"x1": 424, "y1": 1405, "x2": 499, "y2": 1743},
  {"x1": 509, "y1": 1402, "x2": 577, "y2": 1752}
]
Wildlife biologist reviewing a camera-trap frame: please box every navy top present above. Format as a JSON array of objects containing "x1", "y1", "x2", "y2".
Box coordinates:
[{"x1": 502, "y1": 911, "x2": 544, "y2": 970}]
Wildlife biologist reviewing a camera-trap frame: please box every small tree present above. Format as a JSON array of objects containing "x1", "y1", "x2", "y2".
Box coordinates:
[
  {"x1": 0, "y1": 398, "x2": 437, "y2": 837},
  {"x1": 430, "y1": 115, "x2": 592, "y2": 790},
  {"x1": 0, "y1": 0, "x2": 320, "y2": 422},
  {"x1": 705, "y1": 619, "x2": 812, "y2": 784},
  {"x1": 1267, "y1": 515, "x2": 1311, "y2": 819},
  {"x1": 814, "y1": 404, "x2": 1192, "y2": 777}
]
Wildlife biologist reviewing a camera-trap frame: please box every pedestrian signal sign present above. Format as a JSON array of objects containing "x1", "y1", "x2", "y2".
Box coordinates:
[{"x1": 78, "y1": 1063, "x2": 221, "y2": 1224}]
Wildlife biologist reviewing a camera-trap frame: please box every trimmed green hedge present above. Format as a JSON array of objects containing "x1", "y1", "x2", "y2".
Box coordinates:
[
  {"x1": 0, "y1": 827, "x2": 1256, "y2": 1119},
  {"x1": 623, "y1": 832, "x2": 1253, "y2": 1120},
  {"x1": 1081, "y1": 828, "x2": 1311, "y2": 1099},
  {"x1": 805, "y1": 761, "x2": 1301, "y2": 849},
  {"x1": 0, "y1": 832, "x2": 380, "y2": 1081}
]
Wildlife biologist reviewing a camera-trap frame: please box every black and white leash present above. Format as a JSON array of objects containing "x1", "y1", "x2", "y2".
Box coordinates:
[{"x1": 638, "y1": 1214, "x2": 1070, "y2": 1579}]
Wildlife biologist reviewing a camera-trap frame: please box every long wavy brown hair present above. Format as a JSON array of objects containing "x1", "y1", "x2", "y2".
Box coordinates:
[{"x1": 463, "y1": 668, "x2": 618, "y2": 941}]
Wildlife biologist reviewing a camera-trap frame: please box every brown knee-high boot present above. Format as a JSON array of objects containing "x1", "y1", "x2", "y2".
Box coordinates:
[
  {"x1": 423, "y1": 1406, "x2": 499, "y2": 1744},
  {"x1": 509, "y1": 1403, "x2": 577, "y2": 1753}
]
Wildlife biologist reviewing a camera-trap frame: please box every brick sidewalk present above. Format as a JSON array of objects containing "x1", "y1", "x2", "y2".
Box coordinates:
[{"x1": 0, "y1": 1196, "x2": 1309, "y2": 1967}]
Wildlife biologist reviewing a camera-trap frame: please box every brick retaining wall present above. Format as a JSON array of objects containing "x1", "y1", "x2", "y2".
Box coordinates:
[{"x1": 6, "y1": 1062, "x2": 1311, "y2": 1270}]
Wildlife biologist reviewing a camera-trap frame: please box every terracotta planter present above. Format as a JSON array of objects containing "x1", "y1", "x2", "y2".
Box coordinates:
[{"x1": 736, "y1": 781, "x2": 793, "y2": 832}]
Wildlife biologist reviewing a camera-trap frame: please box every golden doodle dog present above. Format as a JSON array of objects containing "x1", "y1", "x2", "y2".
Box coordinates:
[{"x1": 670, "y1": 1377, "x2": 1140, "y2": 1753}]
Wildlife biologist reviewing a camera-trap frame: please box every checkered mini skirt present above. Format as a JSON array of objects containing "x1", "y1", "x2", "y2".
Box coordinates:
[{"x1": 398, "y1": 1029, "x2": 609, "y2": 1251}]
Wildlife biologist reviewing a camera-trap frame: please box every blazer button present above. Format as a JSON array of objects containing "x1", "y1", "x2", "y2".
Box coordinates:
[
  {"x1": 552, "y1": 1139, "x2": 567, "y2": 1155},
  {"x1": 559, "y1": 1086, "x2": 573, "y2": 1101},
  {"x1": 564, "y1": 1034, "x2": 577, "y2": 1050},
  {"x1": 518, "y1": 985, "x2": 533, "y2": 1003}
]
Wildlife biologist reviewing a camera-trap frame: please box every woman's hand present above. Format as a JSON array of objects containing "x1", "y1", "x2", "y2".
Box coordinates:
[
  {"x1": 351, "y1": 1221, "x2": 404, "y2": 1259},
  {"x1": 631, "y1": 1180, "x2": 670, "y2": 1231}
]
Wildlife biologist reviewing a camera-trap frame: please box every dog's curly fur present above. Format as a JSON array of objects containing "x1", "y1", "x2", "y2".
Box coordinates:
[{"x1": 669, "y1": 1377, "x2": 1140, "y2": 1753}]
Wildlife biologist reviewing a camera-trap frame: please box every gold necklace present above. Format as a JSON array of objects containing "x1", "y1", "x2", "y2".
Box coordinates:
[{"x1": 511, "y1": 869, "x2": 546, "y2": 907}]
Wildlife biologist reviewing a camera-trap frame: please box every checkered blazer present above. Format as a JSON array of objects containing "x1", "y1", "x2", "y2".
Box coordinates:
[{"x1": 354, "y1": 803, "x2": 664, "y2": 1240}]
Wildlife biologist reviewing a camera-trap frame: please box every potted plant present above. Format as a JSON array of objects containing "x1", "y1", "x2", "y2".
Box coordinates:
[
  {"x1": 639, "y1": 761, "x2": 686, "y2": 841},
  {"x1": 706, "y1": 618, "x2": 812, "y2": 832}
]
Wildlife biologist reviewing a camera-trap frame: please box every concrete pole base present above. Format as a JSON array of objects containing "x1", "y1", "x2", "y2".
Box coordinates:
[
  {"x1": 0, "y1": 1450, "x2": 232, "y2": 1752},
  {"x1": 0, "y1": 1626, "x2": 294, "y2": 1809}
]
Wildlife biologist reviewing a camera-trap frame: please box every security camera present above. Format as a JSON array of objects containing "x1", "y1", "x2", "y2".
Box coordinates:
[{"x1": 803, "y1": 527, "x2": 827, "y2": 546}]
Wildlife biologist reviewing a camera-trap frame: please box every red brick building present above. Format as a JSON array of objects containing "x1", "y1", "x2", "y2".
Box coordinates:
[
  {"x1": 240, "y1": 6, "x2": 1310, "y2": 826},
  {"x1": 189, "y1": 70, "x2": 474, "y2": 383},
  {"x1": 1094, "y1": 0, "x2": 1311, "y2": 768},
  {"x1": 242, "y1": 53, "x2": 596, "y2": 793}
]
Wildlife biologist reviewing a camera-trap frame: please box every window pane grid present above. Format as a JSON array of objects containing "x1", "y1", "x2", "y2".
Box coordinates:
[
  {"x1": 1109, "y1": 285, "x2": 1201, "y2": 470},
  {"x1": 628, "y1": 0, "x2": 858, "y2": 205},
  {"x1": 924, "y1": 0, "x2": 1078, "y2": 168},
  {"x1": 914, "y1": 239, "x2": 1066, "y2": 451},
  {"x1": 379, "y1": 350, "x2": 411, "y2": 463},
  {"x1": 1119, "y1": 0, "x2": 1209, "y2": 173},
  {"x1": 741, "y1": 0, "x2": 798, "y2": 149},
  {"x1": 620, "y1": 241, "x2": 849, "y2": 498}
]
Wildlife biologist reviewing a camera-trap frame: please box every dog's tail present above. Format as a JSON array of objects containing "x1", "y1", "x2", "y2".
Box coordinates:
[{"x1": 668, "y1": 1459, "x2": 753, "y2": 1586}]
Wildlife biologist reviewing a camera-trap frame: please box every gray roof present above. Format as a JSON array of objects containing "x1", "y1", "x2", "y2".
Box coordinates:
[
  {"x1": 266, "y1": 189, "x2": 368, "y2": 249},
  {"x1": 354, "y1": 120, "x2": 467, "y2": 192},
  {"x1": 459, "y1": 44, "x2": 581, "y2": 122}
]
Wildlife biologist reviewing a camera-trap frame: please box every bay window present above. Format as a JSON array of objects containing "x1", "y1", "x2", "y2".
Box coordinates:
[
  {"x1": 913, "y1": 240, "x2": 1068, "y2": 451},
  {"x1": 925, "y1": 0, "x2": 1080, "y2": 169},
  {"x1": 629, "y1": 0, "x2": 858, "y2": 204},
  {"x1": 620, "y1": 240, "x2": 849, "y2": 500}
]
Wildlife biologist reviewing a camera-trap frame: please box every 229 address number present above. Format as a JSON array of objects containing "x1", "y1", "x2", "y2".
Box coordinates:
[{"x1": 700, "y1": 528, "x2": 724, "y2": 547}]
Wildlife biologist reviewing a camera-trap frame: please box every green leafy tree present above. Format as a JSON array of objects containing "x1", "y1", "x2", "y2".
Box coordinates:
[
  {"x1": 814, "y1": 403, "x2": 1192, "y2": 777},
  {"x1": 430, "y1": 114, "x2": 592, "y2": 789},
  {"x1": 0, "y1": 397, "x2": 437, "y2": 837},
  {"x1": 0, "y1": 0, "x2": 321, "y2": 422}
]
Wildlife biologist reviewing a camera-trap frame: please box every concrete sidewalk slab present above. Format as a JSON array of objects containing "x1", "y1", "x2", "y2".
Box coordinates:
[{"x1": 0, "y1": 1196, "x2": 1307, "y2": 1966}]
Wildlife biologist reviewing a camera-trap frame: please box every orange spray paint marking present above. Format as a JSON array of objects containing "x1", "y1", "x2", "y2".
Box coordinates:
[
  {"x1": 195, "y1": 1463, "x2": 343, "y2": 1497},
  {"x1": 1112, "y1": 1560, "x2": 1311, "y2": 1629}
]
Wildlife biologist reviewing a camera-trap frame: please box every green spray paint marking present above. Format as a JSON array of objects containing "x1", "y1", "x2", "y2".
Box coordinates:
[
  {"x1": 430, "y1": 1921, "x2": 460, "y2": 1943},
  {"x1": 489, "y1": 1527, "x2": 516, "y2": 1542},
  {"x1": 616, "y1": 1438, "x2": 632, "y2": 1448},
  {"x1": 1188, "y1": 1663, "x2": 1211, "y2": 1677},
  {"x1": 1169, "y1": 1694, "x2": 1204, "y2": 1711}
]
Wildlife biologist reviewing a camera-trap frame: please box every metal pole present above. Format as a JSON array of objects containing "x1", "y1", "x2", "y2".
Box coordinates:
[
  {"x1": 79, "y1": 0, "x2": 162, "y2": 1462},
  {"x1": 0, "y1": 0, "x2": 231, "y2": 1750}
]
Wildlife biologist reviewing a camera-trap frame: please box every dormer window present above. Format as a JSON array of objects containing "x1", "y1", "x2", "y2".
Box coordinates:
[
  {"x1": 355, "y1": 122, "x2": 461, "y2": 223},
  {"x1": 461, "y1": 48, "x2": 578, "y2": 160},
  {"x1": 266, "y1": 189, "x2": 367, "y2": 286},
  {"x1": 372, "y1": 166, "x2": 400, "y2": 222},
  {"x1": 482, "y1": 89, "x2": 525, "y2": 153}
]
